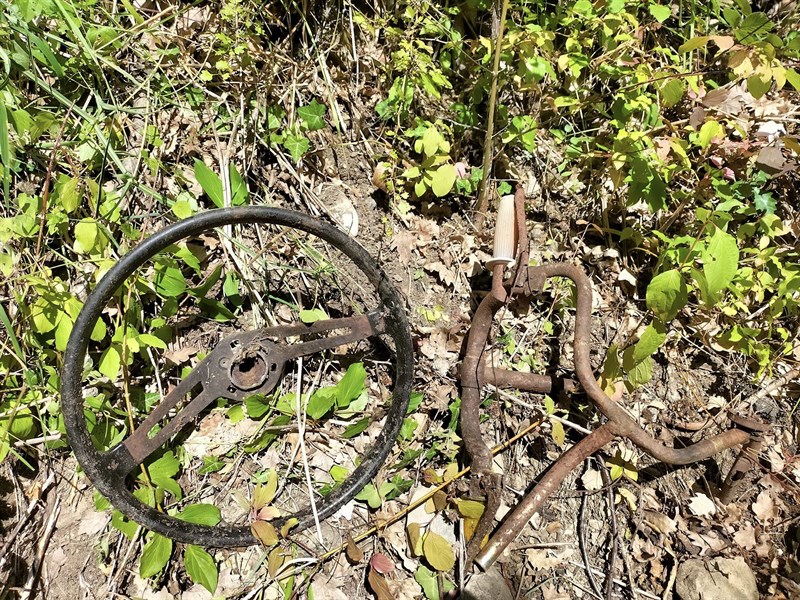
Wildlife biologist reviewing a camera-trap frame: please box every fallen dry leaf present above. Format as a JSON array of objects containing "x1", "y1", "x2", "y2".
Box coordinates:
[
  {"x1": 346, "y1": 536, "x2": 364, "y2": 563},
  {"x1": 752, "y1": 490, "x2": 777, "y2": 523},
  {"x1": 367, "y1": 566, "x2": 395, "y2": 600},
  {"x1": 688, "y1": 493, "x2": 717, "y2": 518}
]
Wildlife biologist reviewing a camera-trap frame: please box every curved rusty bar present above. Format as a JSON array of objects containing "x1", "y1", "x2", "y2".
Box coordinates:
[{"x1": 461, "y1": 189, "x2": 758, "y2": 571}]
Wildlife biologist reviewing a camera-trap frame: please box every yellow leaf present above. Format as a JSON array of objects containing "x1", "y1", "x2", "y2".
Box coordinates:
[
  {"x1": 422, "y1": 531, "x2": 455, "y2": 572},
  {"x1": 267, "y1": 546, "x2": 284, "y2": 577},
  {"x1": 443, "y1": 463, "x2": 459, "y2": 482},
  {"x1": 550, "y1": 419, "x2": 566, "y2": 447},
  {"x1": 252, "y1": 470, "x2": 278, "y2": 510},
  {"x1": 251, "y1": 521, "x2": 279, "y2": 547},
  {"x1": 407, "y1": 522, "x2": 423, "y2": 556},
  {"x1": 280, "y1": 517, "x2": 299, "y2": 537},
  {"x1": 455, "y1": 499, "x2": 485, "y2": 519}
]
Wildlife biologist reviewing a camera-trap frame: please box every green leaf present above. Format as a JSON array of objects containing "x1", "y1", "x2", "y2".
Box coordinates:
[
  {"x1": 659, "y1": 78, "x2": 685, "y2": 107},
  {"x1": 297, "y1": 99, "x2": 327, "y2": 131},
  {"x1": 193, "y1": 160, "x2": 224, "y2": 208},
  {"x1": 184, "y1": 545, "x2": 218, "y2": 594},
  {"x1": 754, "y1": 189, "x2": 776, "y2": 214},
  {"x1": 697, "y1": 120, "x2": 724, "y2": 149},
  {"x1": 746, "y1": 74, "x2": 771, "y2": 99},
  {"x1": 735, "y1": 12, "x2": 773, "y2": 43},
  {"x1": 786, "y1": 69, "x2": 800, "y2": 92},
  {"x1": 178, "y1": 504, "x2": 221, "y2": 526},
  {"x1": 646, "y1": 270, "x2": 688, "y2": 321},
  {"x1": 54, "y1": 175, "x2": 81, "y2": 213},
  {"x1": 342, "y1": 416, "x2": 370, "y2": 438},
  {"x1": 229, "y1": 163, "x2": 248, "y2": 205},
  {"x1": 246, "y1": 394, "x2": 272, "y2": 419},
  {"x1": 299, "y1": 308, "x2": 328, "y2": 323},
  {"x1": 140, "y1": 533, "x2": 172, "y2": 578},
  {"x1": 415, "y1": 566, "x2": 454, "y2": 600},
  {"x1": 336, "y1": 362, "x2": 366, "y2": 408},
  {"x1": 430, "y1": 164, "x2": 456, "y2": 197},
  {"x1": 111, "y1": 509, "x2": 139, "y2": 539},
  {"x1": 355, "y1": 483, "x2": 383, "y2": 509},
  {"x1": 649, "y1": 4, "x2": 671, "y2": 23},
  {"x1": 98, "y1": 344, "x2": 121, "y2": 380},
  {"x1": 73, "y1": 218, "x2": 101, "y2": 254},
  {"x1": 422, "y1": 531, "x2": 455, "y2": 571},
  {"x1": 307, "y1": 387, "x2": 336, "y2": 420},
  {"x1": 283, "y1": 135, "x2": 310, "y2": 162},
  {"x1": 678, "y1": 36, "x2": 711, "y2": 53},
  {"x1": 138, "y1": 333, "x2": 167, "y2": 349},
  {"x1": 146, "y1": 450, "x2": 180, "y2": 480},
  {"x1": 703, "y1": 227, "x2": 738, "y2": 302},
  {"x1": 623, "y1": 349, "x2": 654, "y2": 387},
  {"x1": 154, "y1": 260, "x2": 186, "y2": 297},
  {"x1": 631, "y1": 320, "x2": 666, "y2": 363}
]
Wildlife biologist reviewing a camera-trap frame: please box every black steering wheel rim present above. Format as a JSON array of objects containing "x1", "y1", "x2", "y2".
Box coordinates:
[{"x1": 61, "y1": 206, "x2": 413, "y2": 546}]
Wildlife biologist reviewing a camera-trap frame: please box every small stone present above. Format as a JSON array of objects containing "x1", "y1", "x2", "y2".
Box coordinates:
[{"x1": 675, "y1": 556, "x2": 758, "y2": 600}]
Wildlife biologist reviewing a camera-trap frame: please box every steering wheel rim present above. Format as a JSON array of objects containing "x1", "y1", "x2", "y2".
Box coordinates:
[{"x1": 61, "y1": 207, "x2": 413, "y2": 546}]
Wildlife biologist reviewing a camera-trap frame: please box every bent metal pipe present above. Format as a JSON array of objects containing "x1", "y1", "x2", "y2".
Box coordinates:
[{"x1": 460, "y1": 186, "x2": 763, "y2": 570}]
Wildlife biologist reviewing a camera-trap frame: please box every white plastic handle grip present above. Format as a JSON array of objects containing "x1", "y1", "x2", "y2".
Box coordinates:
[{"x1": 486, "y1": 194, "x2": 517, "y2": 269}]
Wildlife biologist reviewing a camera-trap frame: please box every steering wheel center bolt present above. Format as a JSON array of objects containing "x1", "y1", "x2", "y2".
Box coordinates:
[{"x1": 229, "y1": 350, "x2": 270, "y2": 390}]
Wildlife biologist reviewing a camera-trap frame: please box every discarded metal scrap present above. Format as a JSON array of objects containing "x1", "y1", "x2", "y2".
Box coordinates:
[
  {"x1": 460, "y1": 186, "x2": 768, "y2": 570},
  {"x1": 61, "y1": 207, "x2": 414, "y2": 546}
]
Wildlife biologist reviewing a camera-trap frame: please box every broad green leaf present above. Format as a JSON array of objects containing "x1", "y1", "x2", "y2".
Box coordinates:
[
  {"x1": 631, "y1": 320, "x2": 666, "y2": 363},
  {"x1": 415, "y1": 566, "x2": 454, "y2": 600},
  {"x1": 138, "y1": 333, "x2": 167, "y2": 349},
  {"x1": 336, "y1": 362, "x2": 366, "y2": 408},
  {"x1": 646, "y1": 270, "x2": 688, "y2": 321},
  {"x1": 229, "y1": 163, "x2": 248, "y2": 205},
  {"x1": 649, "y1": 4, "x2": 671, "y2": 23},
  {"x1": 659, "y1": 78, "x2": 685, "y2": 107},
  {"x1": 194, "y1": 160, "x2": 224, "y2": 208},
  {"x1": 679, "y1": 35, "x2": 711, "y2": 53},
  {"x1": 625, "y1": 352, "x2": 654, "y2": 387},
  {"x1": 422, "y1": 531, "x2": 455, "y2": 571},
  {"x1": 146, "y1": 450, "x2": 180, "y2": 480},
  {"x1": 283, "y1": 135, "x2": 309, "y2": 162},
  {"x1": 111, "y1": 509, "x2": 138, "y2": 539},
  {"x1": 297, "y1": 99, "x2": 327, "y2": 131},
  {"x1": 98, "y1": 344, "x2": 121, "y2": 380},
  {"x1": 747, "y1": 74, "x2": 771, "y2": 99},
  {"x1": 735, "y1": 12, "x2": 773, "y2": 43},
  {"x1": 342, "y1": 416, "x2": 370, "y2": 438},
  {"x1": 786, "y1": 69, "x2": 800, "y2": 92},
  {"x1": 299, "y1": 308, "x2": 328, "y2": 323},
  {"x1": 608, "y1": 450, "x2": 638, "y2": 481},
  {"x1": 178, "y1": 504, "x2": 221, "y2": 526},
  {"x1": 307, "y1": 387, "x2": 336, "y2": 420},
  {"x1": 172, "y1": 198, "x2": 194, "y2": 219},
  {"x1": 140, "y1": 533, "x2": 172, "y2": 578},
  {"x1": 245, "y1": 394, "x2": 272, "y2": 419},
  {"x1": 154, "y1": 260, "x2": 186, "y2": 297},
  {"x1": 697, "y1": 120, "x2": 724, "y2": 149},
  {"x1": 184, "y1": 545, "x2": 218, "y2": 594},
  {"x1": 355, "y1": 483, "x2": 383, "y2": 508},
  {"x1": 73, "y1": 218, "x2": 101, "y2": 254},
  {"x1": 703, "y1": 227, "x2": 739, "y2": 301},
  {"x1": 430, "y1": 164, "x2": 456, "y2": 197},
  {"x1": 54, "y1": 175, "x2": 81, "y2": 213}
]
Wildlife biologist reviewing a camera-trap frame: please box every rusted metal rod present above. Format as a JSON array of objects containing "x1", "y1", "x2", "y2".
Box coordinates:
[{"x1": 460, "y1": 186, "x2": 761, "y2": 571}]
